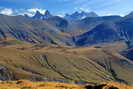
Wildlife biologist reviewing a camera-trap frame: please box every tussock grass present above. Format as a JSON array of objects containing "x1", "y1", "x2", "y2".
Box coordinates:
[
  {"x1": 0, "y1": 80, "x2": 132, "y2": 89},
  {"x1": 0, "y1": 80, "x2": 84, "y2": 89}
]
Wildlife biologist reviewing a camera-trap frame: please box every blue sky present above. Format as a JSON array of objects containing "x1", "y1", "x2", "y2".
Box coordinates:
[{"x1": 0, "y1": 0, "x2": 133, "y2": 16}]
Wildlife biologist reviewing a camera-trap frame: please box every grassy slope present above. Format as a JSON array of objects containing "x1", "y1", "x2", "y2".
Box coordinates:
[
  {"x1": 0, "y1": 15, "x2": 72, "y2": 45},
  {"x1": 68, "y1": 47, "x2": 133, "y2": 84},
  {"x1": 0, "y1": 41, "x2": 133, "y2": 85}
]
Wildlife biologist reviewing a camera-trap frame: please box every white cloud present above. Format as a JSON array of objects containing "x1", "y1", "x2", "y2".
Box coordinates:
[
  {"x1": 27, "y1": 8, "x2": 45, "y2": 13},
  {"x1": 104, "y1": 13, "x2": 115, "y2": 16},
  {"x1": 0, "y1": 8, "x2": 46, "y2": 17},
  {"x1": 101, "y1": 12, "x2": 124, "y2": 17},
  {"x1": 14, "y1": 8, "x2": 46, "y2": 17},
  {"x1": 27, "y1": 8, "x2": 45, "y2": 14},
  {"x1": 0, "y1": 8, "x2": 13, "y2": 15},
  {"x1": 19, "y1": 8, "x2": 46, "y2": 16},
  {"x1": 57, "y1": 14, "x2": 64, "y2": 17},
  {"x1": 79, "y1": 8, "x2": 90, "y2": 12}
]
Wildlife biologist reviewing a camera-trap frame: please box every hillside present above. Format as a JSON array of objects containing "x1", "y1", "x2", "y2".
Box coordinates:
[
  {"x1": 1, "y1": 12, "x2": 133, "y2": 47},
  {"x1": 0, "y1": 14, "x2": 73, "y2": 45},
  {"x1": 0, "y1": 11, "x2": 133, "y2": 87},
  {"x1": 0, "y1": 41, "x2": 133, "y2": 85},
  {"x1": 73, "y1": 22, "x2": 120, "y2": 46}
]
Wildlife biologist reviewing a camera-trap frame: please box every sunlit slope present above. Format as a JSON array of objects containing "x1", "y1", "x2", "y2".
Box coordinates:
[
  {"x1": 0, "y1": 15, "x2": 73, "y2": 45},
  {"x1": 0, "y1": 80, "x2": 84, "y2": 89},
  {"x1": 0, "y1": 43, "x2": 133, "y2": 84},
  {"x1": 0, "y1": 80, "x2": 132, "y2": 89},
  {"x1": 68, "y1": 47, "x2": 133, "y2": 84}
]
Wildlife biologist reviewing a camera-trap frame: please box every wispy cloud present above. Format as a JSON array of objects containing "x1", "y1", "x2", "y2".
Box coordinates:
[
  {"x1": 27, "y1": 8, "x2": 46, "y2": 14},
  {"x1": 23, "y1": 8, "x2": 46, "y2": 16},
  {"x1": 74, "y1": 7, "x2": 91, "y2": 12},
  {"x1": 0, "y1": 8, "x2": 46, "y2": 16},
  {"x1": 0, "y1": 0, "x2": 132, "y2": 16}
]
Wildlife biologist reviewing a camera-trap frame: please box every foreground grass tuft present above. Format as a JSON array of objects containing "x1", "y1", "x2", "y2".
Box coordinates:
[{"x1": 0, "y1": 80, "x2": 132, "y2": 89}]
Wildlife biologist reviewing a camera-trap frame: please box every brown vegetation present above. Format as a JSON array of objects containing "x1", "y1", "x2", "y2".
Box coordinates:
[
  {"x1": 0, "y1": 80, "x2": 84, "y2": 89},
  {"x1": 0, "y1": 43, "x2": 133, "y2": 84},
  {"x1": 0, "y1": 80, "x2": 132, "y2": 89}
]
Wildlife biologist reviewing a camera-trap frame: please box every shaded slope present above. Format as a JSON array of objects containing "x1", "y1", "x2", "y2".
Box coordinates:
[
  {"x1": 44, "y1": 16, "x2": 69, "y2": 32},
  {"x1": 73, "y1": 15, "x2": 133, "y2": 47},
  {"x1": 76, "y1": 16, "x2": 122, "y2": 32},
  {"x1": 116, "y1": 17, "x2": 133, "y2": 48},
  {"x1": 121, "y1": 48, "x2": 133, "y2": 61},
  {"x1": 73, "y1": 22, "x2": 121, "y2": 46}
]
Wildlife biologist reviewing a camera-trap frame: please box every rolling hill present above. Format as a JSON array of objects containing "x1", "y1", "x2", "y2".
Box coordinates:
[{"x1": 0, "y1": 41, "x2": 133, "y2": 85}]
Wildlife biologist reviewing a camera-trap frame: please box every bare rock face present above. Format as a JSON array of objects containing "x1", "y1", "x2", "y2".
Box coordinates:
[{"x1": 44, "y1": 10, "x2": 53, "y2": 19}]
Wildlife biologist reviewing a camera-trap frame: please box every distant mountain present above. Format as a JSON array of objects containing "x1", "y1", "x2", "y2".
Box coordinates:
[
  {"x1": 1, "y1": 11, "x2": 133, "y2": 47},
  {"x1": 122, "y1": 48, "x2": 133, "y2": 61},
  {"x1": 44, "y1": 10, "x2": 53, "y2": 19},
  {"x1": 32, "y1": 10, "x2": 53, "y2": 19},
  {"x1": 65, "y1": 11, "x2": 98, "y2": 21},
  {"x1": 44, "y1": 16, "x2": 69, "y2": 32},
  {"x1": 32, "y1": 11, "x2": 44, "y2": 19},
  {"x1": 0, "y1": 15, "x2": 74, "y2": 45},
  {"x1": 73, "y1": 22, "x2": 121, "y2": 46},
  {"x1": 125, "y1": 11, "x2": 133, "y2": 19},
  {"x1": 76, "y1": 15, "x2": 122, "y2": 33},
  {"x1": 73, "y1": 14, "x2": 133, "y2": 47}
]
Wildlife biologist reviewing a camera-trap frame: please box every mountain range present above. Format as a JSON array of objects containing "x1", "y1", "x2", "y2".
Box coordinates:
[
  {"x1": 0, "y1": 10, "x2": 133, "y2": 85},
  {"x1": 65, "y1": 11, "x2": 98, "y2": 21},
  {"x1": 1, "y1": 10, "x2": 133, "y2": 47}
]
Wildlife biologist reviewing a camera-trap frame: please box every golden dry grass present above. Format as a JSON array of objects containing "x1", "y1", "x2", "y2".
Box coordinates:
[
  {"x1": 0, "y1": 45, "x2": 133, "y2": 84},
  {"x1": 0, "y1": 80, "x2": 132, "y2": 89},
  {"x1": 0, "y1": 42, "x2": 133, "y2": 85},
  {"x1": 101, "y1": 81, "x2": 133, "y2": 89},
  {"x1": 0, "y1": 80, "x2": 84, "y2": 89}
]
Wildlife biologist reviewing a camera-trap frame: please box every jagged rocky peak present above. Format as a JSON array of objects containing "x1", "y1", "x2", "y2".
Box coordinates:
[
  {"x1": 43, "y1": 10, "x2": 53, "y2": 19},
  {"x1": 32, "y1": 10, "x2": 53, "y2": 19},
  {"x1": 32, "y1": 11, "x2": 44, "y2": 19},
  {"x1": 36, "y1": 11, "x2": 42, "y2": 15},
  {"x1": 45, "y1": 10, "x2": 52, "y2": 16},
  {"x1": 65, "y1": 11, "x2": 98, "y2": 20}
]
